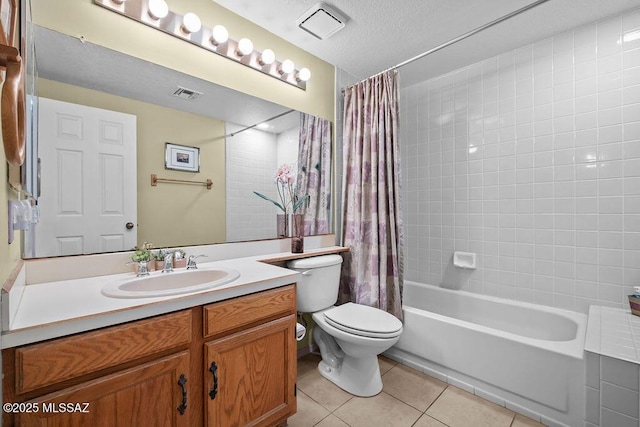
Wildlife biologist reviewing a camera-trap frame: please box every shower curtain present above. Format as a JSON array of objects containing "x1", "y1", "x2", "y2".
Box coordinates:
[
  {"x1": 340, "y1": 70, "x2": 404, "y2": 320},
  {"x1": 296, "y1": 113, "x2": 332, "y2": 235}
]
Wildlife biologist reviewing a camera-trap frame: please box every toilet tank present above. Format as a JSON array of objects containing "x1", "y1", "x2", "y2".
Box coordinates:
[{"x1": 287, "y1": 254, "x2": 343, "y2": 313}]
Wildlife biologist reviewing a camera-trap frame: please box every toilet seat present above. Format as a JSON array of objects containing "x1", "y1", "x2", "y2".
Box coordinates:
[{"x1": 323, "y1": 303, "x2": 403, "y2": 339}]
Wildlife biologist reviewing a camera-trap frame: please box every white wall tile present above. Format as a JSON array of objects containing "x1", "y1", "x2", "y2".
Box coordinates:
[
  {"x1": 600, "y1": 72, "x2": 623, "y2": 93},
  {"x1": 601, "y1": 381, "x2": 640, "y2": 418},
  {"x1": 400, "y1": 7, "x2": 640, "y2": 312},
  {"x1": 624, "y1": 67, "x2": 640, "y2": 87},
  {"x1": 601, "y1": 55, "x2": 624, "y2": 78},
  {"x1": 601, "y1": 355, "x2": 640, "y2": 390},
  {"x1": 225, "y1": 124, "x2": 283, "y2": 242},
  {"x1": 623, "y1": 48, "x2": 640, "y2": 69},
  {"x1": 600, "y1": 408, "x2": 638, "y2": 427}
]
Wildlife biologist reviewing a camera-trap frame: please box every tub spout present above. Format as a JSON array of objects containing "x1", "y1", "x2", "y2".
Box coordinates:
[{"x1": 313, "y1": 327, "x2": 344, "y2": 369}]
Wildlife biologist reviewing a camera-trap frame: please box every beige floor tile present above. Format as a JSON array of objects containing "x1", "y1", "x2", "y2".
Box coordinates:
[
  {"x1": 413, "y1": 414, "x2": 448, "y2": 427},
  {"x1": 426, "y1": 386, "x2": 515, "y2": 427},
  {"x1": 511, "y1": 414, "x2": 545, "y2": 426},
  {"x1": 297, "y1": 370, "x2": 354, "y2": 412},
  {"x1": 382, "y1": 364, "x2": 447, "y2": 411},
  {"x1": 378, "y1": 355, "x2": 397, "y2": 375},
  {"x1": 286, "y1": 390, "x2": 330, "y2": 427},
  {"x1": 315, "y1": 414, "x2": 350, "y2": 427},
  {"x1": 298, "y1": 353, "x2": 322, "y2": 379},
  {"x1": 333, "y1": 392, "x2": 422, "y2": 427}
]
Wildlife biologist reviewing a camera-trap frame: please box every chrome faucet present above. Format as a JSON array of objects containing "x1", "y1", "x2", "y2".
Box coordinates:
[
  {"x1": 127, "y1": 260, "x2": 150, "y2": 277},
  {"x1": 186, "y1": 255, "x2": 207, "y2": 270},
  {"x1": 162, "y1": 252, "x2": 174, "y2": 273}
]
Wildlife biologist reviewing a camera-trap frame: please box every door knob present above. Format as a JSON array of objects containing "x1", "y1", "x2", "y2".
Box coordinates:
[{"x1": 125, "y1": 222, "x2": 134, "y2": 230}]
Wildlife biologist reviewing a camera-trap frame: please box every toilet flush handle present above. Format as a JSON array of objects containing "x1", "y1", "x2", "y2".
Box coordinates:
[{"x1": 300, "y1": 270, "x2": 313, "y2": 276}]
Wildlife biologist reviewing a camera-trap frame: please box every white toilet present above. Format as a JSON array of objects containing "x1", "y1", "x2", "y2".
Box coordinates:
[{"x1": 288, "y1": 254, "x2": 403, "y2": 397}]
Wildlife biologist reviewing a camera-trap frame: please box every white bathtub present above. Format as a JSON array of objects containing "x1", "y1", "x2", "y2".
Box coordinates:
[{"x1": 387, "y1": 281, "x2": 587, "y2": 427}]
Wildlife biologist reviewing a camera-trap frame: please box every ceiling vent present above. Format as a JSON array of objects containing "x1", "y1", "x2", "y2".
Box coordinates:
[
  {"x1": 172, "y1": 86, "x2": 203, "y2": 101},
  {"x1": 297, "y1": 2, "x2": 347, "y2": 40}
]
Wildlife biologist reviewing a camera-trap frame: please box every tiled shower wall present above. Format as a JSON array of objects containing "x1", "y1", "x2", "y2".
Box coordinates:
[
  {"x1": 400, "y1": 7, "x2": 640, "y2": 313},
  {"x1": 226, "y1": 123, "x2": 300, "y2": 242},
  {"x1": 226, "y1": 123, "x2": 278, "y2": 242}
]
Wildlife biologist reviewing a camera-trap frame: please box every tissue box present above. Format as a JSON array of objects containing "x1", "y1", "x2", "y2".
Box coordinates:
[{"x1": 628, "y1": 295, "x2": 640, "y2": 317}]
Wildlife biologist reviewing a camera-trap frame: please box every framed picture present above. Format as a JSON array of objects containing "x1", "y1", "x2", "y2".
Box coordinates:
[
  {"x1": 165, "y1": 143, "x2": 200, "y2": 173},
  {"x1": 0, "y1": 0, "x2": 16, "y2": 47}
]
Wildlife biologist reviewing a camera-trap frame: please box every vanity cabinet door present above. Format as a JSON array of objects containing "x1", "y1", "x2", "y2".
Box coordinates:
[
  {"x1": 16, "y1": 351, "x2": 191, "y2": 427},
  {"x1": 204, "y1": 315, "x2": 297, "y2": 427}
]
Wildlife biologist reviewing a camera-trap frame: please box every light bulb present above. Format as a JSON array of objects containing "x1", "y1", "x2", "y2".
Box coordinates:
[
  {"x1": 182, "y1": 12, "x2": 201, "y2": 34},
  {"x1": 297, "y1": 67, "x2": 311, "y2": 82},
  {"x1": 147, "y1": 0, "x2": 168, "y2": 20},
  {"x1": 210, "y1": 25, "x2": 228, "y2": 45},
  {"x1": 259, "y1": 49, "x2": 275, "y2": 65},
  {"x1": 279, "y1": 59, "x2": 295, "y2": 75},
  {"x1": 237, "y1": 38, "x2": 254, "y2": 56}
]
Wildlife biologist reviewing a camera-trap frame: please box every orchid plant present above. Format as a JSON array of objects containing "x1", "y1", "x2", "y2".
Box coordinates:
[{"x1": 253, "y1": 164, "x2": 309, "y2": 214}]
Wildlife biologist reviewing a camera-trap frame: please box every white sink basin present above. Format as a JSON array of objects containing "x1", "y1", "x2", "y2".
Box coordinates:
[{"x1": 101, "y1": 268, "x2": 240, "y2": 298}]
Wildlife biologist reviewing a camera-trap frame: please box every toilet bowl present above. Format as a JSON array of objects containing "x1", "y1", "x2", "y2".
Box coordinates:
[{"x1": 288, "y1": 255, "x2": 403, "y2": 397}]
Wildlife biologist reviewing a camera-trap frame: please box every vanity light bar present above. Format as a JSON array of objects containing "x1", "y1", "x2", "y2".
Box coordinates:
[{"x1": 94, "y1": 0, "x2": 309, "y2": 90}]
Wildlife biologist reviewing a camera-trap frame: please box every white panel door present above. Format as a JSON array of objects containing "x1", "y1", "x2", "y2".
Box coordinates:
[{"x1": 36, "y1": 98, "x2": 137, "y2": 257}]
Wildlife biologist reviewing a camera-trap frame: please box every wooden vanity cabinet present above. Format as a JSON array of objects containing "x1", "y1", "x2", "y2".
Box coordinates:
[
  {"x1": 2, "y1": 284, "x2": 297, "y2": 427},
  {"x1": 17, "y1": 351, "x2": 191, "y2": 427},
  {"x1": 202, "y1": 285, "x2": 297, "y2": 427},
  {"x1": 3, "y1": 309, "x2": 195, "y2": 427}
]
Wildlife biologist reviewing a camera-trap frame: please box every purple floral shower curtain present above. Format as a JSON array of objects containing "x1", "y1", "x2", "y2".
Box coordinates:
[
  {"x1": 340, "y1": 70, "x2": 404, "y2": 320},
  {"x1": 296, "y1": 113, "x2": 332, "y2": 235}
]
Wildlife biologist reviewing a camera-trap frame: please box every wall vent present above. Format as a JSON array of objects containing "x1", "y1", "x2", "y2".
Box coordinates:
[
  {"x1": 172, "y1": 86, "x2": 203, "y2": 100},
  {"x1": 297, "y1": 2, "x2": 348, "y2": 40}
]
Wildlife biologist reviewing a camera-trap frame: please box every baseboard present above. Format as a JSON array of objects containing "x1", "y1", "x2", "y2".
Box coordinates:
[{"x1": 297, "y1": 343, "x2": 318, "y2": 359}]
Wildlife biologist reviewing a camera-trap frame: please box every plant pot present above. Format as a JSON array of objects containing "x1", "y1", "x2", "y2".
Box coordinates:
[
  {"x1": 174, "y1": 258, "x2": 187, "y2": 269},
  {"x1": 133, "y1": 260, "x2": 152, "y2": 275}
]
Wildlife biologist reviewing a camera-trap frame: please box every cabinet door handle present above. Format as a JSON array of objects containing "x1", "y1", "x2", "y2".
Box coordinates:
[
  {"x1": 177, "y1": 374, "x2": 187, "y2": 415},
  {"x1": 209, "y1": 361, "x2": 218, "y2": 400}
]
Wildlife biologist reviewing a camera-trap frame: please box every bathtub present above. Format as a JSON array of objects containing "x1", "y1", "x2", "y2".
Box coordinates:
[{"x1": 387, "y1": 281, "x2": 587, "y2": 427}]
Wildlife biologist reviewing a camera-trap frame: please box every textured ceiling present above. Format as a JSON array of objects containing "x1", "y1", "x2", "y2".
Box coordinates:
[
  {"x1": 213, "y1": 0, "x2": 640, "y2": 86},
  {"x1": 34, "y1": 26, "x2": 299, "y2": 133}
]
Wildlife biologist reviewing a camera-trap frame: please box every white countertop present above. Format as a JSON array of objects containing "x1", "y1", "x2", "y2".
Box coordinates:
[
  {"x1": 1, "y1": 248, "x2": 344, "y2": 349},
  {"x1": 585, "y1": 305, "x2": 640, "y2": 365}
]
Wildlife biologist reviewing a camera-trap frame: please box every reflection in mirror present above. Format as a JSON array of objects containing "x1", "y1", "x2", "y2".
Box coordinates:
[{"x1": 22, "y1": 26, "x2": 332, "y2": 258}]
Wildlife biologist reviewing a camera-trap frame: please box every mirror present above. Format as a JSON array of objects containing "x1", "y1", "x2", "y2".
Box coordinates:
[{"x1": 22, "y1": 25, "x2": 332, "y2": 258}]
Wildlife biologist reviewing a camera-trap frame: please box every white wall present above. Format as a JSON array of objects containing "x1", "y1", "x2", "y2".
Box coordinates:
[{"x1": 400, "y1": 7, "x2": 640, "y2": 313}]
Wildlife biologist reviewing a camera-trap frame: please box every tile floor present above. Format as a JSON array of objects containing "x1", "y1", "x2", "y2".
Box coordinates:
[{"x1": 288, "y1": 353, "x2": 546, "y2": 427}]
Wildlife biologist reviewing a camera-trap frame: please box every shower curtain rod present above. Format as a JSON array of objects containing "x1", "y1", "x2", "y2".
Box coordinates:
[
  {"x1": 226, "y1": 109, "x2": 297, "y2": 137},
  {"x1": 344, "y1": 0, "x2": 551, "y2": 89}
]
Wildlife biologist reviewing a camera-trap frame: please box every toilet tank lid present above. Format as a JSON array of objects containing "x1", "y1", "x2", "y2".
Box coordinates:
[{"x1": 287, "y1": 254, "x2": 343, "y2": 269}]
